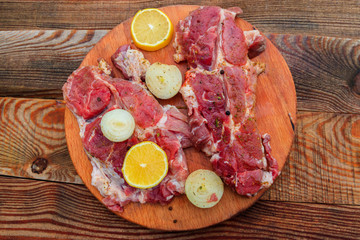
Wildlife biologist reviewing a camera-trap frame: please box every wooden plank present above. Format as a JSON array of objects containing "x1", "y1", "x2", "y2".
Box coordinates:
[
  {"x1": 0, "y1": 98, "x2": 82, "y2": 184},
  {"x1": 1, "y1": 97, "x2": 359, "y2": 206},
  {"x1": 269, "y1": 34, "x2": 360, "y2": 114},
  {"x1": 0, "y1": 30, "x2": 108, "y2": 99},
  {"x1": 262, "y1": 111, "x2": 360, "y2": 204},
  {"x1": 0, "y1": 176, "x2": 358, "y2": 239},
  {"x1": 0, "y1": 0, "x2": 359, "y2": 38},
  {"x1": 1, "y1": 30, "x2": 360, "y2": 113}
]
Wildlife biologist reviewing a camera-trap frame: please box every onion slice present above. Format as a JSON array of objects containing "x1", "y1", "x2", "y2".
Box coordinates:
[
  {"x1": 185, "y1": 169, "x2": 224, "y2": 208},
  {"x1": 145, "y1": 62, "x2": 182, "y2": 99},
  {"x1": 100, "y1": 109, "x2": 135, "y2": 142}
]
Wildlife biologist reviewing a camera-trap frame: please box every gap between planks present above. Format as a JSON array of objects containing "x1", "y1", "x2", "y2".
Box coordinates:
[
  {"x1": 0, "y1": 175, "x2": 359, "y2": 239},
  {"x1": 0, "y1": 0, "x2": 360, "y2": 39}
]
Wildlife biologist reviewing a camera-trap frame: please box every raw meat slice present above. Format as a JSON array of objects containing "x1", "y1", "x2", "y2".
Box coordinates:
[
  {"x1": 162, "y1": 105, "x2": 193, "y2": 148},
  {"x1": 98, "y1": 58, "x2": 114, "y2": 77},
  {"x1": 174, "y1": 6, "x2": 265, "y2": 69},
  {"x1": 221, "y1": 10, "x2": 248, "y2": 66},
  {"x1": 82, "y1": 109, "x2": 135, "y2": 164},
  {"x1": 110, "y1": 79, "x2": 164, "y2": 128},
  {"x1": 182, "y1": 69, "x2": 228, "y2": 155},
  {"x1": 175, "y1": 6, "x2": 279, "y2": 196},
  {"x1": 244, "y1": 30, "x2": 266, "y2": 58},
  {"x1": 111, "y1": 44, "x2": 150, "y2": 83},
  {"x1": 62, "y1": 67, "x2": 112, "y2": 120},
  {"x1": 173, "y1": 6, "x2": 221, "y2": 70},
  {"x1": 63, "y1": 51, "x2": 191, "y2": 210}
]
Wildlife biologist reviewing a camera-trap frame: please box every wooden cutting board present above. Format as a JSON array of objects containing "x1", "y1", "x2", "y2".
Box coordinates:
[{"x1": 65, "y1": 5, "x2": 296, "y2": 231}]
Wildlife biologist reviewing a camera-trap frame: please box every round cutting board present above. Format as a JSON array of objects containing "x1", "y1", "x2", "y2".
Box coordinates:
[{"x1": 65, "y1": 5, "x2": 296, "y2": 231}]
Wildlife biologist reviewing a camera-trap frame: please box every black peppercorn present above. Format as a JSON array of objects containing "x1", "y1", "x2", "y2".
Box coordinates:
[
  {"x1": 226, "y1": 111, "x2": 230, "y2": 115},
  {"x1": 220, "y1": 70, "x2": 224, "y2": 74}
]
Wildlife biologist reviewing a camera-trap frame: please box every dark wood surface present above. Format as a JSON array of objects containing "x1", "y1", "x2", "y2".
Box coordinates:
[{"x1": 0, "y1": 0, "x2": 359, "y2": 238}]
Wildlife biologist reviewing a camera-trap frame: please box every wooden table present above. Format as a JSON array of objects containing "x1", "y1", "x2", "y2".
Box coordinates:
[{"x1": 0, "y1": 0, "x2": 359, "y2": 238}]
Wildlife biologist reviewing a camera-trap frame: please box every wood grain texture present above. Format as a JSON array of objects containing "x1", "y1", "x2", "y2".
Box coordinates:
[
  {"x1": 0, "y1": 0, "x2": 359, "y2": 38},
  {"x1": 0, "y1": 1, "x2": 358, "y2": 237},
  {"x1": 0, "y1": 98, "x2": 81, "y2": 184},
  {"x1": 1, "y1": 97, "x2": 359, "y2": 206},
  {"x1": 1, "y1": 95, "x2": 358, "y2": 207},
  {"x1": 1, "y1": 30, "x2": 359, "y2": 114},
  {"x1": 0, "y1": 176, "x2": 359, "y2": 239},
  {"x1": 269, "y1": 34, "x2": 360, "y2": 114},
  {"x1": 262, "y1": 111, "x2": 360, "y2": 204},
  {"x1": 64, "y1": 5, "x2": 295, "y2": 230},
  {"x1": 0, "y1": 29, "x2": 107, "y2": 99}
]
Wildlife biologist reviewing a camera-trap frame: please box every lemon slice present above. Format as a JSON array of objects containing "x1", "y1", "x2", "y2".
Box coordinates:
[
  {"x1": 131, "y1": 8, "x2": 174, "y2": 51},
  {"x1": 122, "y1": 141, "x2": 168, "y2": 189}
]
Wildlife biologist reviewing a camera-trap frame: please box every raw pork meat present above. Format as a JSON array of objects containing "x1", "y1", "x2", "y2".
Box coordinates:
[
  {"x1": 63, "y1": 46, "x2": 191, "y2": 211},
  {"x1": 174, "y1": 6, "x2": 278, "y2": 196}
]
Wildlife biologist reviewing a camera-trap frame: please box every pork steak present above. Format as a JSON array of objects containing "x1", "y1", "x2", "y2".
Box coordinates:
[
  {"x1": 63, "y1": 46, "x2": 191, "y2": 211},
  {"x1": 174, "y1": 6, "x2": 279, "y2": 196}
]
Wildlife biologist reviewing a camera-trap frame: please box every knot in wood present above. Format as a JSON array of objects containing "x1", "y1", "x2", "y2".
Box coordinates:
[{"x1": 31, "y1": 158, "x2": 48, "y2": 174}]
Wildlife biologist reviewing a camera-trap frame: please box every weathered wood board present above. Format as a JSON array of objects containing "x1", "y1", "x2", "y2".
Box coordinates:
[
  {"x1": 0, "y1": 176, "x2": 359, "y2": 239},
  {"x1": 1, "y1": 98, "x2": 359, "y2": 206}
]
